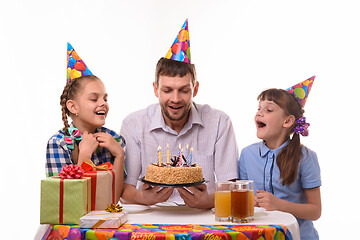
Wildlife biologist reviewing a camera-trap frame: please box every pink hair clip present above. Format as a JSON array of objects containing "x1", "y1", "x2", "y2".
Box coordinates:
[{"x1": 294, "y1": 117, "x2": 310, "y2": 136}]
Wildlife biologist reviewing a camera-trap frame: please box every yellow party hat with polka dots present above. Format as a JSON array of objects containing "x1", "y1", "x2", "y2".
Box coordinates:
[{"x1": 66, "y1": 42, "x2": 93, "y2": 82}]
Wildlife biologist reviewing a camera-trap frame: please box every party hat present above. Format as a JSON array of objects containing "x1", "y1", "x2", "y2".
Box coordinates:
[
  {"x1": 286, "y1": 76, "x2": 315, "y2": 107},
  {"x1": 165, "y1": 19, "x2": 191, "y2": 63},
  {"x1": 67, "y1": 42, "x2": 93, "y2": 82}
]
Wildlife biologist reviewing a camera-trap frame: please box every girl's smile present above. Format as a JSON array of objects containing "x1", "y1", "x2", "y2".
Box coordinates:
[{"x1": 70, "y1": 79, "x2": 109, "y2": 133}]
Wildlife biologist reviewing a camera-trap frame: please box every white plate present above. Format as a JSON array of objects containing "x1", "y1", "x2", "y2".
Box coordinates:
[
  {"x1": 254, "y1": 207, "x2": 266, "y2": 213},
  {"x1": 155, "y1": 202, "x2": 177, "y2": 207},
  {"x1": 121, "y1": 204, "x2": 151, "y2": 213}
]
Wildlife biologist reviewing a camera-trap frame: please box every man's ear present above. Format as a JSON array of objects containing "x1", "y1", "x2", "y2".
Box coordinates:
[
  {"x1": 283, "y1": 115, "x2": 296, "y2": 128},
  {"x1": 193, "y1": 81, "x2": 199, "y2": 97},
  {"x1": 153, "y1": 82, "x2": 159, "y2": 98},
  {"x1": 66, "y1": 100, "x2": 78, "y2": 115}
]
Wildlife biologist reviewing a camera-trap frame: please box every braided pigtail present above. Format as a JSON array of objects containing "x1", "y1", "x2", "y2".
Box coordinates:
[
  {"x1": 59, "y1": 75, "x2": 100, "y2": 164},
  {"x1": 60, "y1": 79, "x2": 76, "y2": 135}
]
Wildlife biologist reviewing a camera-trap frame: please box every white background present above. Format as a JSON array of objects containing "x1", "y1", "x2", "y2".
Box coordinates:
[{"x1": 1, "y1": 0, "x2": 359, "y2": 239}]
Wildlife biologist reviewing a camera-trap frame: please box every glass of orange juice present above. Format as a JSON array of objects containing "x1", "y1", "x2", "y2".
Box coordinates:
[
  {"x1": 215, "y1": 181, "x2": 233, "y2": 222},
  {"x1": 245, "y1": 180, "x2": 254, "y2": 220}
]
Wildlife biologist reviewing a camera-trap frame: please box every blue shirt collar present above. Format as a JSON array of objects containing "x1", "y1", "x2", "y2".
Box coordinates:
[{"x1": 259, "y1": 139, "x2": 290, "y2": 157}]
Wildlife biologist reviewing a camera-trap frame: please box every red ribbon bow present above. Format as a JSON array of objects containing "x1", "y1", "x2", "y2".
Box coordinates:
[
  {"x1": 59, "y1": 164, "x2": 84, "y2": 179},
  {"x1": 81, "y1": 161, "x2": 113, "y2": 172}
]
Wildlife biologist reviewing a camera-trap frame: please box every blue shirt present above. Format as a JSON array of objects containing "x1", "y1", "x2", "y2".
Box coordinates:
[{"x1": 239, "y1": 140, "x2": 321, "y2": 240}]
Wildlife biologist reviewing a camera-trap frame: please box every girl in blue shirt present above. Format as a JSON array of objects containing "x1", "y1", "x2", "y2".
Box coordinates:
[{"x1": 239, "y1": 88, "x2": 321, "y2": 240}]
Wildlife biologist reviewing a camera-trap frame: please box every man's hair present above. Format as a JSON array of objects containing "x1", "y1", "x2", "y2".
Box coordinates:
[{"x1": 155, "y1": 57, "x2": 197, "y2": 87}]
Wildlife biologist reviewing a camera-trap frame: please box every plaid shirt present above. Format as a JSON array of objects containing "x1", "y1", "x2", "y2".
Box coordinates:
[{"x1": 46, "y1": 124, "x2": 126, "y2": 177}]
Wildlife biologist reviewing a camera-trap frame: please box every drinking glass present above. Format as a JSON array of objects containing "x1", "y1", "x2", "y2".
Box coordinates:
[
  {"x1": 215, "y1": 181, "x2": 233, "y2": 222},
  {"x1": 231, "y1": 181, "x2": 250, "y2": 223},
  {"x1": 243, "y1": 180, "x2": 254, "y2": 220}
]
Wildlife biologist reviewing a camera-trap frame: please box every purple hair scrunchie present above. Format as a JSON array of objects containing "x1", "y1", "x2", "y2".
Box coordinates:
[{"x1": 294, "y1": 117, "x2": 310, "y2": 136}]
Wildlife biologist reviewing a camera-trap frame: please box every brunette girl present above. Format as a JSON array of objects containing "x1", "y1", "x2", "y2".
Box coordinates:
[
  {"x1": 239, "y1": 86, "x2": 321, "y2": 240},
  {"x1": 46, "y1": 43, "x2": 125, "y2": 201}
]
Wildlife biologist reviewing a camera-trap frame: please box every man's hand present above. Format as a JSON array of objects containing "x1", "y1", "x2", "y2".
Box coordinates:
[
  {"x1": 138, "y1": 184, "x2": 174, "y2": 205},
  {"x1": 177, "y1": 184, "x2": 214, "y2": 209}
]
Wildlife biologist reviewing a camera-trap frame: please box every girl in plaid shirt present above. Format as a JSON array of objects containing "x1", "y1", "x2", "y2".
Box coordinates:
[{"x1": 46, "y1": 74, "x2": 126, "y2": 201}]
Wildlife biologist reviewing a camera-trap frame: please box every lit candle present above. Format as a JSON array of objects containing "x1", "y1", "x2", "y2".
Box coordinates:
[
  {"x1": 185, "y1": 144, "x2": 189, "y2": 159},
  {"x1": 189, "y1": 147, "x2": 193, "y2": 166},
  {"x1": 178, "y1": 143, "x2": 181, "y2": 157},
  {"x1": 158, "y1": 145, "x2": 162, "y2": 166},
  {"x1": 167, "y1": 143, "x2": 170, "y2": 164},
  {"x1": 179, "y1": 148, "x2": 183, "y2": 167}
]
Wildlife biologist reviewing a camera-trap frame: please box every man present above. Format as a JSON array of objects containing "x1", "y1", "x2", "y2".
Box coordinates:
[{"x1": 120, "y1": 20, "x2": 238, "y2": 209}]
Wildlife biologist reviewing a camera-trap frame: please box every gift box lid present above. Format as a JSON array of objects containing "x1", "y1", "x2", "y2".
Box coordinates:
[{"x1": 79, "y1": 210, "x2": 128, "y2": 229}]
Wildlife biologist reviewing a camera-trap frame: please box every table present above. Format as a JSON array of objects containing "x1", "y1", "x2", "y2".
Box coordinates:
[{"x1": 36, "y1": 204, "x2": 300, "y2": 240}]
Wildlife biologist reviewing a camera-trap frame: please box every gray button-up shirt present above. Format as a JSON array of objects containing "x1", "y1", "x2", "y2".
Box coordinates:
[{"x1": 120, "y1": 102, "x2": 239, "y2": 202}]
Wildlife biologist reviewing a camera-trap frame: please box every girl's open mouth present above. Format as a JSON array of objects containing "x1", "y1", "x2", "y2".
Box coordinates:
[
  {"x1": 96, "y1": 110, "x2": 106, "y2": 115},
  {"x1": 256, "y1": 121, "x2": 266, "y2": 128}
]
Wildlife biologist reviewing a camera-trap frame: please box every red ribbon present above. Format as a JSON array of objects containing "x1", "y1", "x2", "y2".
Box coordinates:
[
  {"x1": 81, "y1": 161, "x2": 113, "y2": 172},
  {"x1": 111, "y1": 170, "x2": 115, "y2": 204},
  {"x1": 51, "y1": 175, "x2": 90, "y2": 224},
  {"x1": 59, "y1": 179, "x2": 64, "y2": 224},
  {"x1": 85, "y1": 171, "x2": 98, "y2": 211},
  {"x1": 81, "y1": 160, "x2": 115, "y2": 210}
]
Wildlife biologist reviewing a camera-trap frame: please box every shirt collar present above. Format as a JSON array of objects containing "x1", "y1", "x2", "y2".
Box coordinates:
[
  {"x1": 259, "y1": 139, "x2": 290, "y2": 157},
  {"x1": 69, "y1": 122, "x2": 103, "y2": 133},
  {"x1": 149, "y1": 103, "x2": 204, "y2": 133}
]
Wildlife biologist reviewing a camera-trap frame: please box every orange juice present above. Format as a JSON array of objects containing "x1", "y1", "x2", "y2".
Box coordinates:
[
  {"x1": 248, "y1": 190, "x2": 254, "y2": 218},
  {"x1": 215, "y1": 191, "x2": 231, "y2": 220}
]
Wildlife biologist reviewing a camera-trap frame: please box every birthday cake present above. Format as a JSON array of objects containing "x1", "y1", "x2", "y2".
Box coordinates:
[{"x1": 144, "y1": 146, "x2": 203, "y2": 185}]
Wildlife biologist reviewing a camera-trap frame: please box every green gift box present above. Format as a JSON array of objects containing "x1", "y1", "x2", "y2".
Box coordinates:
[{"x1": 40, "y1": 177, "x2": 91, "y2": 224}]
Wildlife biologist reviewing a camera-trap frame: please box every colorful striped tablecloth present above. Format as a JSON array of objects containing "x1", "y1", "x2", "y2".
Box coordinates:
[{"x1": 44, "y1": 223, "x2": 292, "y2": 240}]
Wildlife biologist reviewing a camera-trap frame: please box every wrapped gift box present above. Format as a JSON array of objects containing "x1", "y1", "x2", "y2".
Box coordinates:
[
  {"x1": 40, "y1": 177, "x2": 91, "y2": 224},
  {"x1": 82, "y1": 162, "x2": 116, "y2": 210},
  {"x1": 79, "y1": 210, "x2": 128, "y2": 229}
]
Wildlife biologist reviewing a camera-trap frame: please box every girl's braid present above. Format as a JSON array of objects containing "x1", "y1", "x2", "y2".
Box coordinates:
[
  {"x1": 59, "y1": 75, "x2": 99, "y2": 136},
  {"x1": 60, "y1": 79, "x2": 76, "y2": 136}
]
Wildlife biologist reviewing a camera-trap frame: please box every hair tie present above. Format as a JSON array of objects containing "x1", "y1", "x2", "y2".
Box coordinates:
[
  {"x1": 294, "y1": 117, "x2": 310, "y2": 136},
  {"x1": 63, "y1": 127, "x2": 82, "y2": 149}
]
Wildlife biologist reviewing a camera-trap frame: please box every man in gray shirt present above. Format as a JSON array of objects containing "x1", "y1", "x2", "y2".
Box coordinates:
[{"x1": 120, "y1": 57, "x2": 239, "y2": 209}]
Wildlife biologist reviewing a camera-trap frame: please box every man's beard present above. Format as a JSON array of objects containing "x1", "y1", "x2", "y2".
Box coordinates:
[{"x1": 161, "y1": 104, "x2": 191, "y2": 122}]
